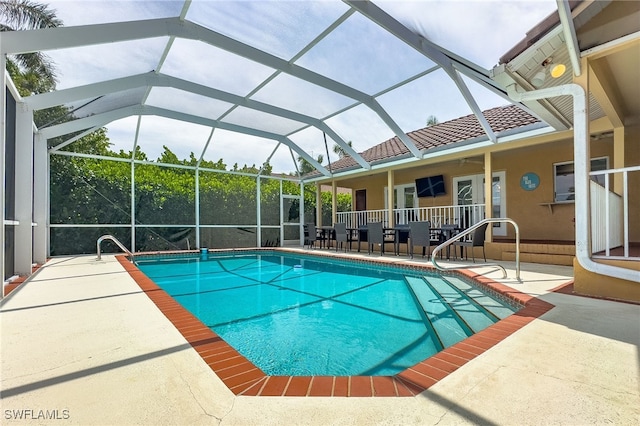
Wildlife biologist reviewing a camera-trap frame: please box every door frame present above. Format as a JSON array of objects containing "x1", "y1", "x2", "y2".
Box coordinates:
[
  {"x1": 453, "y1": 171, "x2": 506, "y2": 236},
  {"x1": 384, "y1": 183, "x2": 418, "y2": 224}
]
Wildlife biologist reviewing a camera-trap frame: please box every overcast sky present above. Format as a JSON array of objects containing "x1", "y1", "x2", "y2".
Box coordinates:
[{"x1": 42, "y1": 0, "x2": 558, "y2": 173}]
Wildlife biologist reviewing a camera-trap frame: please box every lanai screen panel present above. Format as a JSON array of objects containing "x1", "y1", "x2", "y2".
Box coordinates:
[
  {"x1": 145, "y1": 88, "x2": 235, "y2": 122},
  {"x1": 161, "y1": 39, "x2": 277, "y2": 97},
  {"x1": 185, "y1": 0, "x2": 350, "y2": 60},
  {"x1": 295, "y1": 11, "x2": 437, "y2": 95},
  {"x1": 376, "y1": 69, "x2": 477, "y2": 129},
  {"x1": 200, "y1": 131, "x2": 285, "y2": 172},
  {"x1": 48, "y1": 39, "x2": 170, "y2": 89},
  {"x1": 135, "y1": 117, "x2": 214, "y2": 163},
  {"x1": 377, "y1": 1, "x2": 558, "y2": 69},
  {"x1": 134, "y1": 164, "x2": 196, "y2": 225}
]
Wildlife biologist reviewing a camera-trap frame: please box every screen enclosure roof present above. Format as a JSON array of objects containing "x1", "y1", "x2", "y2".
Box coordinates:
[{"x1": 2, "y1": 0, "x2": 568, "y2": 180}]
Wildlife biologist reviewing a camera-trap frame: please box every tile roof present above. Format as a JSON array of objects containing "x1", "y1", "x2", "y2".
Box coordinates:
[{"x1": 314, "y1": 104, "x2": 541, "y2": 176}]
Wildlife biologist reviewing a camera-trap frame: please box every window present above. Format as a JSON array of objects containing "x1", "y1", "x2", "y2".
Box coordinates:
[{"x1": 554, "y1": 157, "x2": 608, "y2": 202}]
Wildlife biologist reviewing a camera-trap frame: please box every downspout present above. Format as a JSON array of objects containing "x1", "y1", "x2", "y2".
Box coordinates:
[{"x1": 507, "y1": 83, "x2": 637, "y2": 282}]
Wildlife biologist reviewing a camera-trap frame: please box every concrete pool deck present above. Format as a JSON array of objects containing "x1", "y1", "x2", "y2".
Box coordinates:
[{"x1": 1, "y1": 251, "x2": 638, "y2": 425}]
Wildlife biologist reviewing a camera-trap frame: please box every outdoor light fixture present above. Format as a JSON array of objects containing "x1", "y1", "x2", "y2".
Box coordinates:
[
  {"x1": 531, "y1": 57, "x2": 567, "y2": 88},
  {"x1": 550, "y1": 63, "x2": 566, "y2": 78},
  {"x1": 531, "y1": 71, "x2": 546, "y2": 88}
]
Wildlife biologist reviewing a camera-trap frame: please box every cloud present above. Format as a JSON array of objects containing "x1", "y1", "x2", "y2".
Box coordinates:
[
  {"x1": 186, "y1": 0, "x2": 349, "y2": 60},
  {"x1": 295, "y1": 11, "x2": 436, "y2": 94},
  {"x1": 48, "y1": 38, "x2": 168, "y2": 89},
  {"x1": 377, "y1": 0, "x2": 557, "y2": 68},
  {"x1": 251, "y1": 73, "x2": 355, "y2": 118},
  {"x1": 47, "y1": 0, "x2": 182, "y2": 26}
]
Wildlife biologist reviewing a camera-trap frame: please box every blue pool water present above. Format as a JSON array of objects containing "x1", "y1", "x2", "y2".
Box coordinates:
[{"x1": 136, "y1": 251, "x2": 519, "y2": 376}]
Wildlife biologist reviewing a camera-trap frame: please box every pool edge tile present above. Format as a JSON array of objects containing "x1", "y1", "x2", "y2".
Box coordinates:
[
  {"x1": 308, "y1": 376, "x2": 334, "y2": 397},
  {"x1": 115, "y1": 251, "x2": 555, "y2": 398}
]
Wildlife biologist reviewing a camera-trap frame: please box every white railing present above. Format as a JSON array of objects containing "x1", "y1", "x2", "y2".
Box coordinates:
[
  {"x1": 590, "y1": 166, "x2": 638, "y2": 259},
  {"x1": 336, "y1": 209, "x2": 388, "y2": 228},
  {"x1": 431, "y1": 218, "x2": 521, "y2": 281},
  {"x1": 336, "y1": 204, "x2": 485, "y2": 229},
  {"x1": 590, "y1": 180, "x2": 622, "y2": 254}
]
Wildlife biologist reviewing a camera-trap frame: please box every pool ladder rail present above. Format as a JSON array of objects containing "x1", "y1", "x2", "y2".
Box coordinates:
[
  {"x1": 430, "y1": 218, "x2": 521, "y2": 281},
  {"x1": 96, "y1": 235, "x2": 133, "y2": 261}
]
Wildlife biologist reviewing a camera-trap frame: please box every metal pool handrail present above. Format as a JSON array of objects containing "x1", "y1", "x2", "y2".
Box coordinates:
[
  {"x1": 431, "y1": 218, "x2": 520, "y2": 281},
  {"x1": 96, "y1": 235, "x2": 132, "y2": 260}
]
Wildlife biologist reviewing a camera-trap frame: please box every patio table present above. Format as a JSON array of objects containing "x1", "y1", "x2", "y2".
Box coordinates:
[
  {"x1": 348, "y1": 226, "x2": 368, "y2": 252},
  {"x1": 434, "y1": 225, "x2": 462, "y2": 259},
  {"x1": 384, "y1": 225, "x2": 410, "y2": 255},
  {"x1": 318, "y1": 226, "x2": 335, "y2": 249}
]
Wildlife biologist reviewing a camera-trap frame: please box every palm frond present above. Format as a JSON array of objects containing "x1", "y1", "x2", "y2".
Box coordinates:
[
  {"x1": 0, "y1": 0, "x2": 62, "y2": 30},
  {"x1": 15, "y1": 51, "x2": 57, "y2": 81}
]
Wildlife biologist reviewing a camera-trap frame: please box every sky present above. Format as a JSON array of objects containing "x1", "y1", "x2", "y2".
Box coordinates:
[{"x1": 40, "y1": 0, "x2": 558, "y2": 174}]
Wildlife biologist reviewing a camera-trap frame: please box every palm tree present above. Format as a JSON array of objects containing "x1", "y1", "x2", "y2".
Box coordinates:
[
  {"x1": 332, "y1": 141, "x2": 353, "y2": 159},
  {"x1": 1, "y1": 0, "x2": 63, "y2": 94},
  {"x1": 297, "y1": 154, "x2": 323, "y2": 175},
  {"x1": 426, "y1": 115, "x2": 439, "y2": 127}
]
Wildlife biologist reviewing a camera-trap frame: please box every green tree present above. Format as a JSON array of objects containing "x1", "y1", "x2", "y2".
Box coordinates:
[
  {"x1": 332, "y1": 141, "x2": 353, "y2": 159},
  {"x1": 297, "y1": 153, "x2": 323, "y2": 175},
  {"x1": 1, "y1": 0, "x2": 63, "y2": 95},
  {"x1": 426, "y1": 115, "x2": 439, "y2": 127}
]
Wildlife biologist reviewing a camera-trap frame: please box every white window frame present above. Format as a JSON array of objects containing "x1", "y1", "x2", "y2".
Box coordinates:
[
  {"x1": 554, "y1": 156, "x2": 608, "y2": 203},
  {"x1": 383, "y1": 183, "x2": 416, "y2": 210}
]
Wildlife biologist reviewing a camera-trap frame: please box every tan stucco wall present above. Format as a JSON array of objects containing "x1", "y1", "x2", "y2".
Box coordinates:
[
  {"x1": 345, "y1": 160, "x2": 487, "y2": 211},
  {"x1": 573, "y1": 257, "x2": 640, "y2": 302},
  {"x1": 334, "y1": 134, "x2": 627, "y2": 242},
  {"x1": 625, "y1": 125, "x2": 640, "y2": 242},
  {"x1": 490, "y1": 136, "x2": 614, "y2": 240}
]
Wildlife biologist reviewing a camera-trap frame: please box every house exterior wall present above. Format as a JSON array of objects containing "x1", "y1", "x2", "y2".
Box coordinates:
[
  {"x1": 333, "y1": 130, "x2": 636, "y2": 244},
  {"x1": 492, "y1": 136, "x2": 614, "y2": 241},
  {"x1": 625, "y1": 125, "x2": 640, "y2": 243},
  {"x1": 574, "y1": 257, "x2": 640, "y2": 303}
]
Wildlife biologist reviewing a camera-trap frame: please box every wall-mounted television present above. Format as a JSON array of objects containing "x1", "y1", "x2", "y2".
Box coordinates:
[{"x1": 415, "y1": 175, "x2": 446, "y2": 198}]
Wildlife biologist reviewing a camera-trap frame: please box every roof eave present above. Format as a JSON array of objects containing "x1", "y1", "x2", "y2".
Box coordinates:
[{"x1": 308, "y1": 122, "x2": 553, "y2": 184}]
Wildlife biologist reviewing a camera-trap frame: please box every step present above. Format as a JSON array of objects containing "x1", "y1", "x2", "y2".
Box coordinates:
[
  {"x1": 501, "y1": 251, "x2": 574, "y2": 266},
  {"x1": 490, "y1": 241, "x2": 575, "y2": 256},
  {"x1": 404, "y1": 276, "x2": 470, "y2": 348}
]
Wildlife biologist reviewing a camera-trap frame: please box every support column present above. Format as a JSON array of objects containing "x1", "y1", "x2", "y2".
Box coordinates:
[
  {"x1": 130, "y1": 160, "x2": 135, "y2": 252},
  {"x1": 331, "y1": 181, "x2": 337, "y2": 225},
  {"x1": 613, "y1": 127, "x2": 625, "y2": 194},
  {"x1": 387, "y1": 170, "x2": 394, "y2": 227},
  {"x1": 14, "y1": 103, "x2": 34, "y2": 276},
  {"x1": 299, "y1": 181, "x2": 305, "y2": 245},
  {"x1": 256, "y1": 176, "x2": 261, "y2": 247},
  {"x1": 32, "y1": 133, "x2": 48, "y2": 264},
  {"x1": 1, "y1": 51, "x2": 7, "y2": 286},
  {"x1": 484, "y1": 151, "x2": 493, "y2": 242},
  {"x1": 316, "y1": 184, "x2": 322, "y2": 226},
  {"x1": 195, "y1": 168, "x2": 200, "y2": 248}
]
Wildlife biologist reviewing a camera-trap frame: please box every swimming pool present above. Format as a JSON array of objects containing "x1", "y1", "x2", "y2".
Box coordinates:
[{"x1": 136, "y1": 251, "x2": 519, "y2": 376}]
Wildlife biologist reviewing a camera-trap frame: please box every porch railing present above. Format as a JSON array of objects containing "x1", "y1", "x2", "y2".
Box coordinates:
[
  {"x1": 336, "y1": 204, "x2": 486, "y2": 229},
  {"x1": 590, "y1": 166, "x2": 638, "y2": 259}
]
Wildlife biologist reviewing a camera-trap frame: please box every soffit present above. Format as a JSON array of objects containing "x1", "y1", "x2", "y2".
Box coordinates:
[{"x1": 493, "y1": 0, "x2": 640, "y2": 129}]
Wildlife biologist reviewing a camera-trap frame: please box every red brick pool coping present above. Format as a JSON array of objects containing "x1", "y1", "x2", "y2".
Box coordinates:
[{"x1": 116, "y1": 251, "x2": 555, "y2": 397}]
